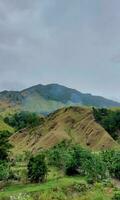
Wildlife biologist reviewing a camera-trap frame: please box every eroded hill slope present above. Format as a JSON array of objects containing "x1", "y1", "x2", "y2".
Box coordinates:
[{"x1": 10, "y1": 107, "x2": 118, "y2": 154}]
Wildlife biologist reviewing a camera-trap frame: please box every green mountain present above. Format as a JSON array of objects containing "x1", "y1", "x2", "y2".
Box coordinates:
[{"x1": 0, "y1": 83, "x2": 120, "y2": 114}]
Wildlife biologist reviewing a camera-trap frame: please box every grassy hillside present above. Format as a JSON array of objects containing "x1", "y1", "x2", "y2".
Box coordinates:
[
  {"x1": 0, "y1": 176, "x2": 115, "y2": 200},
  {"x1": 0, "y1": 116, "x2": 14, "y2": 133},
  {"x1": 0, "y1": 101, "x2": 21, "y2": 117},
  {"x1": 10, "y1": 107, "x2": 118, "y2": 155}
]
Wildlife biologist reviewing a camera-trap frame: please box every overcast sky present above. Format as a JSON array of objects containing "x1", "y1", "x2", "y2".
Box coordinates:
[{"x1": 0, "y1": 0, "x2": 120, "y2": 100}]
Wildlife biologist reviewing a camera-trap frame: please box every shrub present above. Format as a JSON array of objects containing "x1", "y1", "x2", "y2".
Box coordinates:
[
  {"x1": 101, "y1": 150, "x2": 120, "y2": 180},
  {"x1": 83, "y1": 154, "x2": 107, "y2": 183},
  {"x1": 112, "y1": 192, "x2": 120, "y2": 200},
  {"x1": 28, "y1": 154, "x2": 47, "y2": 183},
  {"x1": 0, "y1": 162, "x2": 10, "y2": 181},
  {"x1": 64, "y1": 145, "x2": 92, "y2": 176},
  {"x1": 48, "y1": 141, "x2": 107, "y2": 182},
  {"x1": 0, "y1": 131, "x2": 12, "y2": 161}
]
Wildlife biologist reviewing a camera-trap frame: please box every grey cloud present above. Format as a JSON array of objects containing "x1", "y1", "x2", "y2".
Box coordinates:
[{"x1": 0, "y1": 0, "x2": 120, "y2": 100}]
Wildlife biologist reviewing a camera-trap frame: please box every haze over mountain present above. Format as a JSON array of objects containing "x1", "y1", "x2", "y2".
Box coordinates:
[{"x1": 0, "y1": 83, "x2": 120, "y2": 115}]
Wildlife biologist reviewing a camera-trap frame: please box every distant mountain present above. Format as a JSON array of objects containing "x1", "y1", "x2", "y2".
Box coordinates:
[{"x1": 0, "y1": 83, "x2": 120, "y2": 114}]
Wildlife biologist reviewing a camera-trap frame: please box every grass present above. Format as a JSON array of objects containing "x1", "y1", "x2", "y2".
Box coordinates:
[
  {"x1": 0, "y1": 177, "x2": 115, "y2": 200},
  {"x1": 0, "y1": 116, "x2": 14, "y2": 133},
  {"x1": 0, "y1": 176, "x2": 85, "y2": 198},
  {"x1": 0, "y1": 164, "x2": 117, "y2": 200}
]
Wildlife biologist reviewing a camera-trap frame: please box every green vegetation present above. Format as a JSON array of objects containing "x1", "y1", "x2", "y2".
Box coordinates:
[
  {"x1": 1, "y1": 84, "x2": 120, "y2": 116},
  {"x1": 101, "y1": 150, "x2": 120, "y2": 180},
  {"x1": 0, "y1": 107, "x2": 120, "y2": 200},
  {"x1": 112, "y1": 192, "x2": 120, "y2": 200},
  {"x1": 0, "y1": 131, "x2": 12, "y2": 181},
  {"x1": 47, "y1": 141, "x2": 107, "y2": 183},
  {"x1": 0, "y1": 131, "x2": 12, "y2": 161},
  {"x1": 0, "y1": 140, "x2": 119, "y2": 199},
  {"x1": 93, "y1": 107, "x2": 120, "y2": 140},
  {"x1": 0, "y1": 116, "x2": 14, "y2": 133},
  {"x1": 28, "y1": 154, "x2": 47, "y2": 183},
  {"x1": 4, "y1": 111, "x2": 44, "y2": 131}
]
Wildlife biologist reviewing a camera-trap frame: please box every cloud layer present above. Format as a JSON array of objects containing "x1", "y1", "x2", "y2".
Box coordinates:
[{"x1": 0, "y1": 0, "x2": 120, "y2": 100}]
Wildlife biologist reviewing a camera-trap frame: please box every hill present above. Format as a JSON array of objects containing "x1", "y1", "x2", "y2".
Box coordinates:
[
  {"x1": 0, "y1": 84, "x2": 120, "y2": 114},
  {"x1": 10, "y1": 107, "x2": 118, "y2": 154},
  {"x1": 0, "y1": 116, "x2": 14, "y2": 133}
]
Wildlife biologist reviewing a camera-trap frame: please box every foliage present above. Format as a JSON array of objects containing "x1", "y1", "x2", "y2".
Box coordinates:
[
  {"x1": 28, "y1": 154, "x2": 47, "y2": 183},
  {"x1": 83, "y1": 154, "x2": 107, "y2": 183},
  {"x1": 101, "y1": 150, "x2": 120, "y2": 180},
  {"x1": 48, "y1": 141, "x2": 107, "y2": 182},
  {"x1": 4, "y1": 111, "x2": 44, "y2": 131},
  {"x1": 0, "y1": 161, "x2": 10, "y2": 181},
  {"x1": 93, "y1": 107, "x2": 120, "y2": 140},
  {"x1": 0, "y1": 131, "x2": 12, "y2": 161},
  {"x1": 0, "y1": 131, "x2": 12, "y2": 182},
  {"x1": 112, "y1": 192, "x2": 120, "y2": 200}
]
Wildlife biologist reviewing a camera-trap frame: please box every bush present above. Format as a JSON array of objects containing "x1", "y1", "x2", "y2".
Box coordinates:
[
  {"x1": 112, "y1": 192, "x2": 120, "y2": 200},
  {"x1": 64, "y1": 145, "x2": 93, "y2": 176},
  {"x1": 0, "y1": 131, "x2": 12, "y2": 161},
  {"x1": 101, "y1": 150, "x2": 120, "y2": 180},
  {"x1": 0, "y1": 162, "x2": 10, "y2": 181},
  {"x1": 48, "y1": 141, "x2": 107, "y2": 182},
  {"x1": 28, "y1": 154, "x2": 47, "y2": 183},
  {"x1": 83, "y1": 154, "x2": 107, "y2": 183},
  {"x1": 0, "y1": 131, "x2": 12, "y2": 182}
]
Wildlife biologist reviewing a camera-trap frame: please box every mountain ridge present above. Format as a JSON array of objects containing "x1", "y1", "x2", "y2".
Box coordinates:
[{"x1": 0, "y1": 83, "x2": 120, "y2": 114}]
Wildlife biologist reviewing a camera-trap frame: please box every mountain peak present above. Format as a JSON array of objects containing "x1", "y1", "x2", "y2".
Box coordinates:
[{"x1": 0, "y1": 83, "x2": 120, "y2": 114}]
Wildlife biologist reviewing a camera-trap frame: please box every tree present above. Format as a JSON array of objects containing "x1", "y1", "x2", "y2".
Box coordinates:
[
  {"x1": 0, "y1": 131, "x2": 12, "y2": 181},
  {"x1": 4, "y1": 111, "x2": 43, "y2": 131},
  {"x1": 0, "y1": 131, "x2": 12, "y2": 161},
  {"x1": 27, "y1": 154, "x2": 47, "y2": 183},
  {"x1": 93, "y1": 108, "x2": 120, "y2": 140},
  {"x1": 48, "y1": 141, "x2": 107, "y2": 182},
  {"x1": 101, "y1": 150, "x2": 120, "y2": 180},
  {"x1": 0, "y1": 161, "x2": 10, "y2": 181}
]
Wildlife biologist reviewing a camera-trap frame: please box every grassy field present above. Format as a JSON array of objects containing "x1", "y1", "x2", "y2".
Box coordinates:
[
  {"x1": 0, "y1": 164, "x2": 118, "y2": 200},
  {"x1": 0, "y1": 176, "x2": 115, "y2": 200}
]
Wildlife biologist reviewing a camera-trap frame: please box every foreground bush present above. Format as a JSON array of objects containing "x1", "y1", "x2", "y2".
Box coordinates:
[
  {"x1": 0, "y1": 131, "x2": 12, "y2": 161},
  {"x1": 112, "y1": 192, "x2": 120, "y2": 200},
  {"x1": 0, "y1": 131, "x2": 12, "y2": 182},
  {"x1": 101, "y1": 150, "x2": 120, "y2": 180},
  {"x1": 0, "y1": 161, "x2": 10, "y2": 181},
  {"x1": 48, "y1": 141, "x2": 107, "y2": 183},
  {"x1": 28, "y1": 154, "x2": 47, "y2": 183}
]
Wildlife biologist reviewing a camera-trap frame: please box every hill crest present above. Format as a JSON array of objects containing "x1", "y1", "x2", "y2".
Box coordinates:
[{"x1": 10, "y1": 106, "x2": 118, "y2": 154}]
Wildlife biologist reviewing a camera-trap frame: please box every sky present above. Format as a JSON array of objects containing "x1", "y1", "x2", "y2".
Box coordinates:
[{"x1": 0, "y1": 0, "x2": 120, "y2": 101}]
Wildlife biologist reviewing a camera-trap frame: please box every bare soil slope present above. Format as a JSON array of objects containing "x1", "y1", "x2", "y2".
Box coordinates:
[{"x1": 10, "y1": 107, "x2": 118, "y2": 154}]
